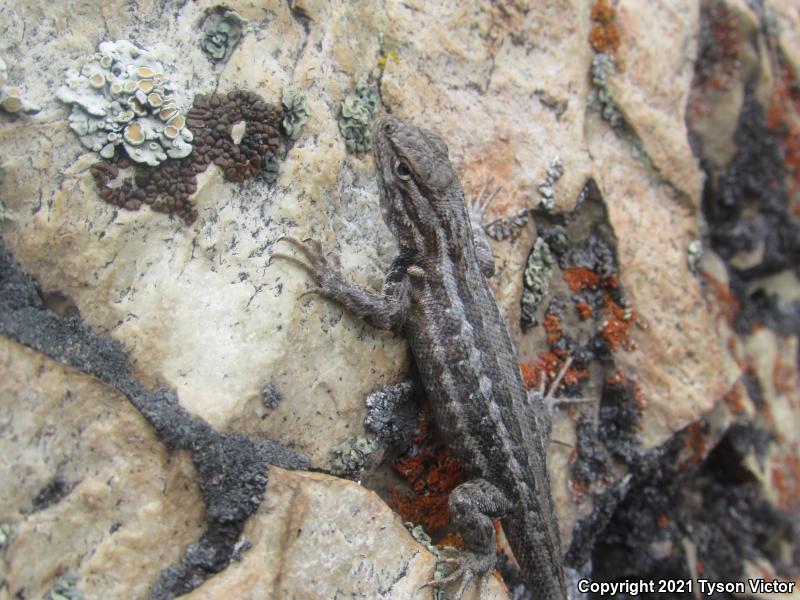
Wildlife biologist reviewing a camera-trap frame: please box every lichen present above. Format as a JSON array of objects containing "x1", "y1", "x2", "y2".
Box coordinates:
[
  {"x1": 386, "y1": 407, "x2": 464, "y2": 533},
  {"x1": 201, "y1": 9, "x2": 247, "y2": 62},
  {"x1": 484, "y1": 208, "x2": 529, "y2": 241},
  {"x1": 588, "y1": 0, "x2": 620, "y2": 55},
  {"x1": 90, "y1": 90, "x2": 285, "y2": 223},
  {"x1": 377, "y1": 49, "x2": 400, "y2": 72},
  {"x1": 687, "y1": 239, "x2": 703, "y2": 275},
  {"x1": 537, "y1": 156, "x2": 565, "y2": 210},
  {"x1": 0, "y1": 200, "x2": 15, "y2": 223},
  {"x1": 338, "y1": 78, "x2": 378, "y2": 153},
  {"x1": 57, "y1": 40, "x2": 193, "y2": 166},
  {"x1": 521, "y1": 237, "x2": 556, "y2": 330},
  {"x1": 261, "y1": 383, "x2": 282, "y2": 410},
  {"x1": 329, "y1": 435, "x2": 380, "y2": 476},
  {"x1": 0, "y1": 57, "x2": 40, "y2": 114},
  {"x1": 0, "y1": 522, "x2": 13, "y2": 548},
  {"x1": 588, "y1": 53, "x2": 623, "y2": 129},
  {"x1": 281, "y1": 88, "x2": 309, "y2": 140},
  {"x1": 43, "y1": 569, "x2": 83, "y2": 600}
]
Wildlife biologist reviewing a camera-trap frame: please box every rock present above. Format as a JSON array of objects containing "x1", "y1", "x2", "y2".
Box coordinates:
[{"x1": 0, "y1": 0, "x2": 798, "y2": 597}]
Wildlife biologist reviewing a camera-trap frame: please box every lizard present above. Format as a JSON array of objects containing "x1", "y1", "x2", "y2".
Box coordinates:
[{"x1": 272, "y1": 114, "x2": 567, "y2": 599}]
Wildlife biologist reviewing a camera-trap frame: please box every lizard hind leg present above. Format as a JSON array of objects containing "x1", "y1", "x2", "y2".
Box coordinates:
[{"x1": 421, "y1": 478, "x2": 512, "y2": 599}]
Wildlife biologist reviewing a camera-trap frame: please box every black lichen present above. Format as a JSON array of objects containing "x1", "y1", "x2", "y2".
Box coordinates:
[
  {"x1": 700, "y1": 86, "x2": 800, "y2": 334},
  {"x1": 0, "y1": 238, "x2": 307, "y2": 599},
  {"x1": 576, "y1": 424, "x2": 799, "y2": 598},
  {"x1": 32, "y1": 475, "x2": 73, "y2": 512}
]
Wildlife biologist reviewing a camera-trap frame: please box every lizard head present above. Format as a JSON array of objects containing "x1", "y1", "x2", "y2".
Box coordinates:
[{"x1": 372, "y1": 114, "x2": 470, "y2": 262}]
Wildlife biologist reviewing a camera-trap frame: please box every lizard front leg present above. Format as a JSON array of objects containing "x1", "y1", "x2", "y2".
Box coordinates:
[
  {"x1": 271, "y1": 236, "x2": 412, "y2": 332},
  {"x1": 466, "y1": 181, "x2": 501, "y2": 279},
  {"x1": 422, "y1": 479, "x2": 512, "y2": 600}
]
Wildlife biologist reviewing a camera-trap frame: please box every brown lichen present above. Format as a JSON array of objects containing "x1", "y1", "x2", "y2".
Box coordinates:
[{"x1": 91, "y1": 90, "x2": 284, "y2": 223}]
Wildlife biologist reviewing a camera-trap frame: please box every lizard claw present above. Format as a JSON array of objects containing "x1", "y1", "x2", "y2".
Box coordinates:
[
  {"x1": 420, "y1": 549, "x2": 496, "y2": 600},
  {"x1": 467, "y1": 178, "x2": 502, "y2": 223},
  {"x1": 270, "y1": 236, "x2": 341, "y2": 299}
]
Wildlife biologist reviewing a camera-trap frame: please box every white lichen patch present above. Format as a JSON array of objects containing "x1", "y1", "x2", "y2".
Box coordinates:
[
  {"x1": 56, "y1": 40, "x2": 193, "y2": 166},
  {"x1": 0, "y1": 57, "x2": 40, "y2": 114}
]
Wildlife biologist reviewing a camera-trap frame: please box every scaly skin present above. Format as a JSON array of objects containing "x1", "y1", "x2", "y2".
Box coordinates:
[{"x1": 273, "y1": 115, "x2": 566, "y2": 599}]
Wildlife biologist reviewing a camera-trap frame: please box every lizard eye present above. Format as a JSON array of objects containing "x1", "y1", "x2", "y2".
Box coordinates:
[{"x1": 394, "y1": 160, "x2": 412, "y2": 181}]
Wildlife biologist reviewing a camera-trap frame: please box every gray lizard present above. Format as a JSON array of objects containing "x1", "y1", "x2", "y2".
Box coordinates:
[{"x1": 273, "y1": 114, "x2": 567, "y2": 599}]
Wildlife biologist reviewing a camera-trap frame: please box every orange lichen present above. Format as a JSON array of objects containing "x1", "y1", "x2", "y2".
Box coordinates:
[
  {"x1": 683, "y1": 421, "x2": 710, "y2": 465},
  {"x1": 569, "y1": 477, "x2": 588, "y2": 499},
  {"x1": 701, "y1": 272, "x2": 740, "y2": 325},
  {"x1": 562, "y1": 267, "x2": 602, "y2": 292},
  {"x1": 768, "y1": 60, "x2": 800, "y2": 194},
  {"x1": 520, "y1": 352, "x2": 579, "y2": 393},
  {"x1": 722, "y1": 382, "x2": 746, "y2": 414},
  {"x1": 543, "y1": 313, "x2": 562, "y2": 345},
  {"x1": 589, "y1": 0, "x2": 620, "y2": 55},
  {"x1": 602, "y1": 293, "x2": 637, "y2": 352},
  {"x1": 657, "y1": 514, "x2": 669, "y2": 528},
  {"x1": 519, "y1": 361, "x2": 540, "y2": 389},
  {"x1": 437, "y1": 531, "x2": 466, "y2": 550},
  {"x1": 772, "y1": 352, "x2": 795, "y2": 395},
  {"x1": 575, "y1": 301, "x2": 593, "y2": 320},
  {"x1": 607, "y1": 370, "x2": 625, "y2": 386},
  {"x1": 687, "y1": 3, "x2": 741, "y2": 121},
  {"x1": 564, "y1": 366, "x2": 590, "y2": 387},
  {"x1": 771, "y1": 450, "x2": 800, "y2": 510},
  {"x1": 388, "y1": 408, "x2": 464, "y2": 532}
]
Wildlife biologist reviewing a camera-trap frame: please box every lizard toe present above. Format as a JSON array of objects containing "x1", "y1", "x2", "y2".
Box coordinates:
[{"x1": 420, "y1": 549, "x2": 496, "y2": 599}]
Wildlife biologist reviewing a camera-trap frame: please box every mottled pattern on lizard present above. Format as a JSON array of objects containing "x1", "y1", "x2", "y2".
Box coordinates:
[{"x1": 273, "y1": 115, "x2": 566, "y2": 599}]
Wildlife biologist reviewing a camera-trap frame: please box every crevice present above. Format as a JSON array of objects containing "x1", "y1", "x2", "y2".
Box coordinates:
[{"x1": 0, "y1": 237, "x2": 308, "y2": 599}]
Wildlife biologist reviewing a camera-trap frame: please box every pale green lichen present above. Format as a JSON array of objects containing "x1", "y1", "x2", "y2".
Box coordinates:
[
  {"x1": 588, "y1": 53, "x2": 623, "y2": 129},
  {"x1": 329, "y1": 434, "x2": 380, "y2": 476},
  {"x1": 541, "y1": 225, "x2": 569, "y2": 256},
  {"x1": 537, "y1": 156, "x2": 565, "y2": 210},
  {"x1": 338, "y1": 78, "x2": 378, "y2": 153},
  {"x1": 0, "y1": 200, "x2": 15, "y2": 223},
  {"x1": 201, "y1": 9, "x2": 247, "y2": 62},
  {"x1": 405, "y1": 523, "x2": 446, "y2": 599},
  {"x1": 282, "y1": 88, "x2": 309, "y2": 140},
  {"x1": 688, "y1": 239, "x2": 703, "y2": 275},
  {"x1": 0, "y1": 57, "x2": 40, "y2": 114},
  {"x1": 521, "y1": 237, "x2": 556, "y2": 329},
  {"x1": 43, "y1": 568, "x2": 83, "y2": 600},
  {"x1": 56, "y1": 40, "x2": 193, "y2": 166},
  {"x1": 0, "y1": 522, "x2": 13, "y2": 548}
]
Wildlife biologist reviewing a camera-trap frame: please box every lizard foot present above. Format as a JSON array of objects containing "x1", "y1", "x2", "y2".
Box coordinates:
[
  {"x1": 270, "y1": 236, "x2": 341, "y2": 298},
  {"x1": 421, "y1": 547, "x2": 496, "y2": 600},
  {"x1": 466, "y1": 178, "x2": 502, "y2": 226}
]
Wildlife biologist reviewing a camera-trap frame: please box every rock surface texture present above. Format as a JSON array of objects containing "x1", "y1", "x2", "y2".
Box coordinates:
[{"x1": 0, "y1": 0, "x2": 798, "y2": 598}]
